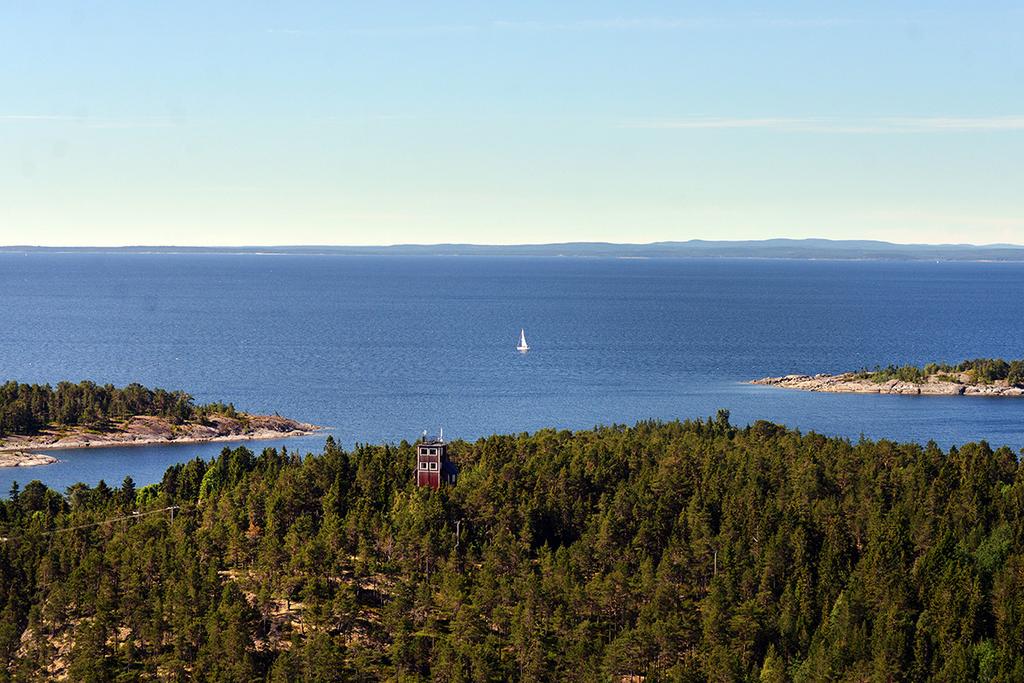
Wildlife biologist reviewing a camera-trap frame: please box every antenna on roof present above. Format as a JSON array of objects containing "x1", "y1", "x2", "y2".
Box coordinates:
[
  {"x1": 439, "y1": 426, "x2": 444, "y2": 442},
  {"x1": 422, "y1": 429, "x2": 427, "y2": 442}
]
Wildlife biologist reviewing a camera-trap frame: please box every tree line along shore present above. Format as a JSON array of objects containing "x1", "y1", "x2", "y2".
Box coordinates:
[
  {"x1": 0, "y1": 381, "x2": 317, "y2": 465},
  {"x1": 0, "y1": 380, "x2": 243, "y2": 437},
  {"x1": 0, "y1": 415, "x2": 1021, "y2": 680},
  {"x1": 754, "y1": 357, "x2": 1024, "y2": 396}
]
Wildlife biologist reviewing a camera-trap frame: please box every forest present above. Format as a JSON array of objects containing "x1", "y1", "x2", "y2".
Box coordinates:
[
  {"x1": 0, "y1": 414, "x2": 1022, "y2": 681},
  {"x1": 855, "y1": 358, "x2": 1024, "y2": 386},
  {"x1": 0, "y1": 381, "x2": 237, "y2": 437}
]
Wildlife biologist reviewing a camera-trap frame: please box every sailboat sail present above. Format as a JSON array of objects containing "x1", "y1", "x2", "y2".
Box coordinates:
[{"x1": 517, "y1": 328, "x2": 529, "y2": 352}]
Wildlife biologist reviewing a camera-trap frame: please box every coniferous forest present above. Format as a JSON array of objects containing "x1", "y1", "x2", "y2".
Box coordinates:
[
  {"x1": 0, "y1": 380, "x2": 237, "y2": 437},
  {"x1": 1, "y1": 414, "x2": 1022, "y2": 681},
  {"x1": 854, "y1": 358, "x2": 1024, "y2": 386}
]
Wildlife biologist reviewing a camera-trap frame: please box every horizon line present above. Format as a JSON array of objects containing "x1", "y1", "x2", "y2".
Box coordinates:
[{"x1": 3, "y1": 237, "x2": 1024, "y2": 250}]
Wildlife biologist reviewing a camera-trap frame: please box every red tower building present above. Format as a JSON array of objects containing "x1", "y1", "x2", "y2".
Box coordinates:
[{"x1": 415, "y1": 434, "x2": 458, "y2": 489}]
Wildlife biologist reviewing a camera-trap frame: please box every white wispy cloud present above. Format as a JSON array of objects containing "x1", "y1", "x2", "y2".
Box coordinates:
[
  {"x1": 624, "y1": 116, "x2": 1024, "y2": 133},
  {"x1": 490, "y1": 18, "x2": 709, "y2": 31},
  {"x1": 266, "y1": 24, "x2": 477, "y2": 37},
  {"x1": 0, "y1": 115, "x2": 80, "y2": 121},
  {"x1": 266, "y1": 15, "x2": 850, "y2": 37},
  {"x1": 0, "y1": 115, "x2": 182, "y2": 128},
  {"x1": 489, "y1": 16, "x2": 853, "y2": 32},
  {"x1": 763, "y1": 17, "x2": 854, "y2": 28}
]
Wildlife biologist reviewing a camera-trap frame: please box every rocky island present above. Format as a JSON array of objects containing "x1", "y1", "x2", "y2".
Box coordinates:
[
  {"x1": 753, "y1": 357, "x2": 1024, "y2": 396},
  {"x1": 0, "y1": 380, "x2": 318, "y2": 467},
  {"x1": 0, "y1": 451, "x2": 59, "y2": 468}
]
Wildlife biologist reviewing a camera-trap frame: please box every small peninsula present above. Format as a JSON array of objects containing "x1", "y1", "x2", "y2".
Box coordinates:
[
  {"x1": 753, "y1": 358, "x2": 1024, "y2": 396},
  {"x1": 0, "y1": 380, "x2": 318, "y2": 467},
  {"x1": 0, "y1": 451, "x2": 58, "y2": 468}
]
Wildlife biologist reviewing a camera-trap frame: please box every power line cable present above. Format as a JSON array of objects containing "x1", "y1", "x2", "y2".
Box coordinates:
[{"x1": 0, "y1": 505, "x2": 180, "y2": 543}]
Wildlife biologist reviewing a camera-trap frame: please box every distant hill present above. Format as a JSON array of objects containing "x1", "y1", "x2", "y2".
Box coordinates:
[{"x1": 4, "y1": 238, "x2": 1024, "y2": 261}]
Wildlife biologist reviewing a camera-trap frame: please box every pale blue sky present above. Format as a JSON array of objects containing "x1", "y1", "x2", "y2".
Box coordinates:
[{"x1": 1, "y1": 1, "x2": 1022, "y2": 246}]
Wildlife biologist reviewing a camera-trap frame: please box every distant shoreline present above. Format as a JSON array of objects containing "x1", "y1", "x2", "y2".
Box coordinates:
[
  {"x1": 4, "y1": 238, "x2": 1024, "y2": 261},
  {"x1": 0, "y1": 414, "x2": 320, "y2": 467},
  {"x1": 752, "y1": 373, "x2": 1024, "y2": 397}
]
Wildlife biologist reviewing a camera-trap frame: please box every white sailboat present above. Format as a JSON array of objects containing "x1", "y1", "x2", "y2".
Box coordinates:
[{"x1": 517, "y1": 328, "x2": 530, "y2": 352}]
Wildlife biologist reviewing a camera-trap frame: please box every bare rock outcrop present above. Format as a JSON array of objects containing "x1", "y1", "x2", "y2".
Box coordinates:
[
  {"x1": 0, "y1": 413, "x2": 319, "y2": 461},
  {"x1": 751, "y1": 372, "x2": 1024, "y2": 397},
  {"x1": 0, "y1": 451, "x2": 59, "y2": 468}
]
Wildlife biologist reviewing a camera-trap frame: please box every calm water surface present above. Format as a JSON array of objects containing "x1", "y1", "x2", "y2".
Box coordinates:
[{"x1": 1, "y1": 253, "x2": 1022, "y2": 492}]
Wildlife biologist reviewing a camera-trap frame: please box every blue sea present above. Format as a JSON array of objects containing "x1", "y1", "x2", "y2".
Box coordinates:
[{"x1": 1, "y1": 253, "x2": 1023, "y2": 492}]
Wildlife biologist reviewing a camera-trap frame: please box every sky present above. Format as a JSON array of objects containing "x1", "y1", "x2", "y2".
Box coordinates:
[{"x1": 1, "y1": 1, "x2": 1022, "y2": 247}]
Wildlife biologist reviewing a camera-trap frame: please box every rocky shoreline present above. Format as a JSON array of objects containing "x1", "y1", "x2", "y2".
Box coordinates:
[
  {"x1": 751, "y1": 372, "x2": 1024, "y2": 396},
  {"x1": 0, "y1": 452, "x2": 59, "y2": 468},
  {"x1": 0, "y1": 414, "x2": 320, "y2": 467}
]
